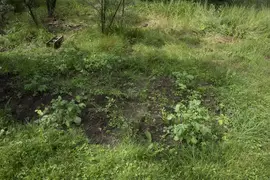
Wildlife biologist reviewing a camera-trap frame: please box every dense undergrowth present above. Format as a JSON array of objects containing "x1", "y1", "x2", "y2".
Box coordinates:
[{"x1": 1, "y1": 0, "x2": 270, "y2": 179}]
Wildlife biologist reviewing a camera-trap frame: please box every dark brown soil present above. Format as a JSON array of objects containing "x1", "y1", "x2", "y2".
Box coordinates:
[
  {"x1": 11, "y1": 94, "x2": 54, "y2": 122},
  {"x1": 0, "y1": 73, "x2": 54, "y2": 122},
  {"x1": 112, "y1": 76, "x2": 181, "y2": 143},
  {"x1": 0, "y1": 74, "x2": 13, "y2": 104},
  {"x1": 0, "y1": 74, "x2": 115, "y2": 143},
  {"x1": 0, "y1": 73, "x2": 219, "y2": 145},
  {"x1": 82, "y1": 107, "x2": 116, "y2": 144}
]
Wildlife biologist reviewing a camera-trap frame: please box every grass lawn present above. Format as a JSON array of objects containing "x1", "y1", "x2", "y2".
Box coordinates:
[{"x1": 1, "y1": 0, "x2": 270, "y2": 179}]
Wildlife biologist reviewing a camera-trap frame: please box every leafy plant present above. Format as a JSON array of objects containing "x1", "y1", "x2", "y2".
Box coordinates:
[
  {"x1": 36, "y1": 96, "x2": 86, "y2": 128},
  {"x1": 173, "y1": 71, "x2": 195, "y2": 91},
  {"x1": 105, "y1": 97, "x2": 129, "y2": 129},
  {"x1": 163, "y1": 99, "x2": 229, "y2": 145},
  {"x1": 24, "y1": 74, "x2": 50, "y2": 94}
]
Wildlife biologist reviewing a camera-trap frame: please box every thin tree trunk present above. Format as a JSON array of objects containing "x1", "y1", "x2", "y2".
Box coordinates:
[
  {"x1": 121, "y1": 0, "x2": 125, "y2": 28},
  {"x1": 100, "y1": 0, "x2": 106, "y2": 33},
  {"x1": 51, "y1": 0, "x2": 56, "y2": 16},
  {"x1": 46, "y1": 0, "x2": 50, "y2": 16},
  {"x1": 46, "y1": 0, "x2": 57, "y2": 17},
  {"x1": 28, "y1": 5, "x2": 38, "y2": 25},
  {"x1": 24, "y1": 0, "x2": 38, "y2": 26},
  {"x1": 108, "y1": 0, "x2": 122, "y2": 30}
]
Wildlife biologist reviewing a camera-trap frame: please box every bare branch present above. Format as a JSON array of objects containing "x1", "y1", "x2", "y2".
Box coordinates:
[{"x1": 108, "y1": 0, "x2": 123, "y2": 30}]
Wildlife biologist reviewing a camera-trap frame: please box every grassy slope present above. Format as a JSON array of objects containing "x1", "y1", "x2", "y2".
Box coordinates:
[{"x1": 1, "y1": 0, "x2": 270, "y2": 179}]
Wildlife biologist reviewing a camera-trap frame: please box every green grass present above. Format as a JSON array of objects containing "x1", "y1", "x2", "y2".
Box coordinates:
[{"x1": 1, "y1": 0, "x2": 270, "y2": 179}]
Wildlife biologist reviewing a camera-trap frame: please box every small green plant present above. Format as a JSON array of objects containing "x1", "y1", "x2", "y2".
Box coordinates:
[
  {"x1": 24, "y1": 74, "x2": 50, "y2": 94},
  {"x1": 163, "y1": 99, "x2": 229, "y2": 145},
  {"x1": 173, "y1": 71, "x2": 195, "y2": 91},
  {"x1": 36, "y1": 96, "x2": 86, "y2": 128},
  {"x1": 105, "y1": 97, "x2": 129, "y2": 129}
]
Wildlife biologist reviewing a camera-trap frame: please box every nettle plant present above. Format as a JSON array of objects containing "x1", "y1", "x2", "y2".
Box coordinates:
[
  {"x1": 36, "y1": 96, "x2": 86, "y2": 128},
  {"x1": 163, "y1": 99, "x2": 229, "y2": 145}
]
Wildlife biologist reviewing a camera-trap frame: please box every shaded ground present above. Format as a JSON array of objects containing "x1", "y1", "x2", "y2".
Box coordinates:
[
  {"x1": 0, "y1": 71, "x2": 221, "y2": 146},
  {"x1": 0, "y1": 74, "x2": 54, "y2": 122}
]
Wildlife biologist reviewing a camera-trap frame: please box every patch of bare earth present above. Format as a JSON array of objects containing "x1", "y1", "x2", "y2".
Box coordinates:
[
  {"x1": 0, "y1": 74, "x2": 54, "y2": 122},
  {"x1": 120, "y1": 76, "x2": 180, "y2": 142},
  {"x1": 0, "y1": 74, "x2": 220, "y2": 145},
  {"x1": 81, "y1": 94, "x2": 119, "y2": 145}
]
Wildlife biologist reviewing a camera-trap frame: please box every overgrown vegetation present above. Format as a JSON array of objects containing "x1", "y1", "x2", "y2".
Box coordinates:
[{"x1": 1, "y1": 0, "x2": 270, "y2": 179}]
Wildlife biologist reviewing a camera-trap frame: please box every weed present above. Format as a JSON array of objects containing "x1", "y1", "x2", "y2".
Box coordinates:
[
  {"x1": 24, "y1": 74, "x2": 49, "y2": 94},
  {"x1": 163, "y1": 99, "x2": 229, "y2": 145},
  {"x1": 36, "y1": 96, "x2": 86, "y2": 128}
]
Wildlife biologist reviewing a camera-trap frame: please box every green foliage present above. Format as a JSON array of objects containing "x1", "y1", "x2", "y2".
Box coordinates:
[
  {"x1": 173, "y1": 71, "x2": 195, "y2": 91},
  {"x1": 1, "y1": 0, "x2": 270, "y2": 179},
  {"x1": 0, "y1": 0, "x2": 13, "y2": 29},
  {"x1": 0, "y1": 125, "x2": 91, "y2": 179},
  {"x1": 24, "y1": 74, "x2": 49, "y2": 93},
  {"x1": 36, "y1": 96, "x2": 86, "y2": 128},
  {"x1": 5, "y1": 0, "x2": 24, "y2": 12},
  {"x1": 83, "y1": 53, "x2": 122, "y2": 72},
  {"x1": 164, "y1": 99, "x2": 229, "y2": 145},
  {"x1": 0, "y1": 110, "x2": 14, "y2": 138}
]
